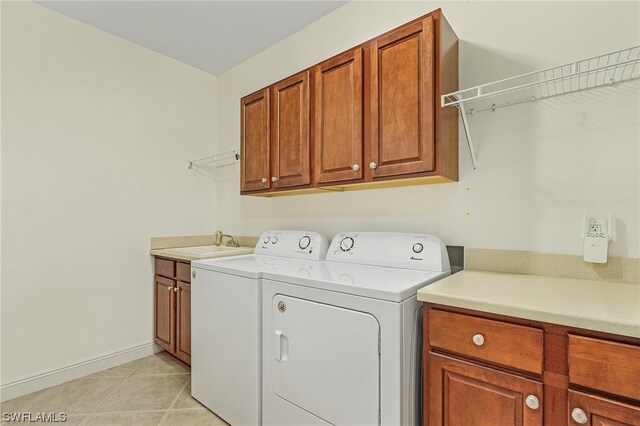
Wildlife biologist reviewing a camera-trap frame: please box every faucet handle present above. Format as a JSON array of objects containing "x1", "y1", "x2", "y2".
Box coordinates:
[{"x1": 226, "y1": 237, "x2": 240, "y2": 248}]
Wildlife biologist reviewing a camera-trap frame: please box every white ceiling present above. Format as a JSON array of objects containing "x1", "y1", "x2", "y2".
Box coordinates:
[{"x1": 36, "y1": 1, "x2": 348, "y2": 76}]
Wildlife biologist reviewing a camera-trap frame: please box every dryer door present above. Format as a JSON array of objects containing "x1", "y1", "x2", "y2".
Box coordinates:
[{"x1": 271, "y1": 294, "x2": 380, "y2": 425}]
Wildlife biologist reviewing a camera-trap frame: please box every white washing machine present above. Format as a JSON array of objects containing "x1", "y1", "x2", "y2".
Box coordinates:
[
  {"x1": 191, "y1": 230, "x2": 329, "y2": 426},
  {"x1": 261, "y1": 232, "x2": 451, "y2": 426}
]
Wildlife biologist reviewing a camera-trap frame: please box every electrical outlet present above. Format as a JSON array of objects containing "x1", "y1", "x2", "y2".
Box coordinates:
[{"x1": 583, "y1": 212, "x2": 611, "y2": 264}]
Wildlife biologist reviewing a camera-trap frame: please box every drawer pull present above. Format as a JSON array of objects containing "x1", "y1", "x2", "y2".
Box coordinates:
[
  {"x1": 525, "y1": 395, "x2": 539, "y2": 410},
  {"x1": 472, "y1": 333, "x2": 485, "y2": 347},
  {"x1": 571, "y1": 408, "x2": 588, "y2": 424}
]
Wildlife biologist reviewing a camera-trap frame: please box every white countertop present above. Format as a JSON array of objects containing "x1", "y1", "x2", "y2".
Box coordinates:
[{"x1": 417, "y1": 270, "x2": 640, "y2": 338}]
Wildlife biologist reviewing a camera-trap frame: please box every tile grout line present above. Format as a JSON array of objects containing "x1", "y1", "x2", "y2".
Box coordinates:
[
  {"x1": 158, "y1": 376, "x2": 191, "y2": 425},
  {"x1": 79, "y1": 355, "x2": 157, "y2": 425}
]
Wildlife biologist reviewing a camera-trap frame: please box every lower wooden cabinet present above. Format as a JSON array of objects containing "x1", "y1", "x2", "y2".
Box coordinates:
[
  {"x1": 568, "y1": 391, "x2": 640, "y2": 426},
  {"x1": 428, "y1": 353, "x2": 543, "y2": 425},
  {"x1": 154, "y1": 275, "x2": 175, "y2": 351},
  {"x1": 153, "y1": 257, "x2": 191, "y2": 365},
  {"x1": 175, "y1": 281, "x2": 191, "y2": 364},
  {"x1": 423, "y1": 304, "x2": 640, "y2": 426}
]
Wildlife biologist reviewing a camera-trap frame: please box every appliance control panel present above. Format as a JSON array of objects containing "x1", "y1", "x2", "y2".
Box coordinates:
[
  {"x1": 254, "y1": 230, "x2": 329, "y2": 260},
  {"x1": 326, "y1": 232, "x2": 450, "y2": 272}
]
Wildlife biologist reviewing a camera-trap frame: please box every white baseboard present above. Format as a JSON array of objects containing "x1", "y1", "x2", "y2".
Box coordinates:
[{"x1": 0, "y1": 342, "x2": 163, "y2": 402}]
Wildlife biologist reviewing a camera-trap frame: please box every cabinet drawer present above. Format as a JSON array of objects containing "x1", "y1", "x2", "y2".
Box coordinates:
[
  {"x1": 154, "y1": 257, "x2": 175, "y2": 278},
  {"x1": 569, "y1": 335, "x2": 640, "y2": 401},
  {"x1": 429, "y1": 310, "x2": 544, "y2": 374},
  {"x1": 176, "y1": 262, "x2": 191, "y2": 283}
]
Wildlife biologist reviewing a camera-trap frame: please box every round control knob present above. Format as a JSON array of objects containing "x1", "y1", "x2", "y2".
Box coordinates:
[
  {"x1": 412, "y1": 243, "x2": 424, "y2": 253},
  {"x1": 339, "y1": 237, "x2": 355, "y2": 252},
  {"x1": 571, "y1": 408, "x2": 588, "y2": 424},
  {"x1": 352, "y1": 164, "x2": 360, "y2": 171},
  {"x1": 369, "y1": 162, "x2": 377, "y2": 170},
  {"x1": 271, "y1": 237, "x2": 278, "y2": 244},
  {"x1": 261, "y1": 177, "x2": 267, "y2": 183},
  {"x1": 263, "y1": 236, "x2": 270, "y2": 244},
  {"x1": 525, "y1": 395, "x2": 539, "y2": 410},
  {"x1": 472, "y1": 334, "x2": 485, "y2": 347},
  {"x1": 298, "y1": 236, "x2": 311, "y2": 250}
]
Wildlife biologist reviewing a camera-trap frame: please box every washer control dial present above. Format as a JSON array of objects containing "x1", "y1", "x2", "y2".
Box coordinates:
[
  {"x1": 271, "y1": 237, "x2": 278, "y2": 244},
  {"x1": 298, "y1": 236, "x2": 311, "y2": 250},
  {"x1": 412, "y1": 243, "x2": 424, "y2": 254},
  {"x1": 340, "y1": 237, "x2": 355, "y2": 252},
  {"x1": 263, "y1": 236, "x2": 270, "y2": 244}
]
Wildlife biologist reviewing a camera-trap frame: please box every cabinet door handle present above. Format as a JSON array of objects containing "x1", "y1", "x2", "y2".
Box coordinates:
[
  {"x1": 525, "y1": 395, "x2": 539, "y2": 410},
  {"x1": 261, "y1": 177, "x2": 268, "y2": 183},
  {"x1": 472, "y1": 333, "x2": 485, "y2": 346},
  {"x1": 167, "y1": 286, "x2": 171, "y2": 291},
  {"x1": 369, "y1": 162, "x2": 377, "y2": 169},
  {"x1": 174, "y1": 287, "x2": 179, "y2": 293},
  {"x1": 352, "y1": 164, "x2": 360, "y2": 171},
  {"x1": 571, "y1": 408, "x2": 588, "y2": 424},
  {"x1": 271, "y1": 176, "x2": 278, "y2": 182}
]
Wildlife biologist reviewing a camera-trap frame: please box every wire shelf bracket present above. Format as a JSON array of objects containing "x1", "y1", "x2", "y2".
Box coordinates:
[
  {"x1": 442, "y1": 46, "x2": 640, "y2": 170},
  {"x1": 187, "y1": 149, "x2": 240, "y2": 170}
]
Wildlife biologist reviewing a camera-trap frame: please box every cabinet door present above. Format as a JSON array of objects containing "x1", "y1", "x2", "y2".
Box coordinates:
[
  {"x1": 175, "y1": 282, "x2": 191, "y2": 365},
  {"x1": 154, "y1": 275, "x2": 175, "y2": 352},
  {"x1": 271, "y1": 70, "x2": 311, "y2": 188},
  {"x1": 241, "y1": 88, "x2": 270, "y2": 192},
  {"x1": 370, "y1": 17, "x2": 435, "y2": 178},
  {"x1": 314, "y1": 48, "x2": 363, "y2": 184},
  {"x1": 569, "y1": 391, "x2": 640, "y2": 426},
  {"x1": 428, "y1": 353, "x2": 543, "y2": 426}
]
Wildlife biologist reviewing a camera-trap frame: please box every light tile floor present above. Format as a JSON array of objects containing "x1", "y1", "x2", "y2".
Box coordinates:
[{"x1": 1, "y1": 352, "x2": 229, "y2": 425}]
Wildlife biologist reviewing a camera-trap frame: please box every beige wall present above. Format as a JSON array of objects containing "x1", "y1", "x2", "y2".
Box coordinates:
[
  {"x1": 1, "y1": 2, "x2": 218, "y2": 384},
  {"x1": 215, "y1": 1, "x2": 640, "y2": 258}
]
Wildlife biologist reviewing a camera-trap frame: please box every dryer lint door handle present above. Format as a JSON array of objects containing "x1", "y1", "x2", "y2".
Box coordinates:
[{"x1": 275, "y1": 330, "x2": 289, "y2": 362}]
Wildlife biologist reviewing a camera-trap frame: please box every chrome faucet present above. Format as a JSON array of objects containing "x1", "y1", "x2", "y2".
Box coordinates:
[{"x1": 213, "y1": 230, "x2": 240, "y2": 247}]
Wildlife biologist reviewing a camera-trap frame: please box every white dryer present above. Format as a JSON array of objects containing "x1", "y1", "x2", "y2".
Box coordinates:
[
  {"x1": 191, "y1": 230, "x2": 328, "y2": 426},
  {"x1": 261, "y1": 232, "x2": 451, "y2": 426}
]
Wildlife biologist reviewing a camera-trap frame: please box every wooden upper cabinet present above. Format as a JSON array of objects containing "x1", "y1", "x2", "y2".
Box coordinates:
[
  {"x1": 370, "y1": 17, "x2": 435, "y2": 179},
  {"x1": 271, "y1": 70, "x2": 311, "y2": 189},
  {"x1": 240, "y1": 9, "x2": 458, "y2": 196},
  {"x1": 313, "y1": 48, "x2": 364, "y2": 184},
  {"x1": 241, "y1": 88, "x2": 270, "y2": 193}
]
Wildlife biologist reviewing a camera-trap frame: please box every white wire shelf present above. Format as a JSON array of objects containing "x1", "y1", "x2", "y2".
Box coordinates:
[
  {"x1": 187, "y1": 149, "x2": 240, "y2": 170},
  {"x1": 443, "y1": 46, "x2": 640, "y2": 114},
  {"x1": 441, "y1": 46, "x2": 640, "y2": 170}
]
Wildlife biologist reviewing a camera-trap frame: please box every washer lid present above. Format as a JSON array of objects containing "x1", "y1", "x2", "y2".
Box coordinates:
[
  {"x1": 192, "y1": 254, "x2": 267, "y2": 278},
  {"x1": 263, "y1": 262, "x2": 451, "y2": 302},
  {"x1": 192, "y1": 254, "x2": 321, "y2": 279}
]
